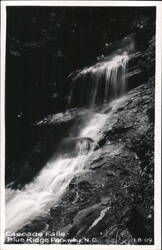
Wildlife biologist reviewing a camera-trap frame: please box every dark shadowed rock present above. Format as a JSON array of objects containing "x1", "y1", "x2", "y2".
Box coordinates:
[
  {"x1": 15, "y1": 78, "x2": 155, "y2": 245},
  {"x1": 43, "y1": 78, "x2": 154, "y2": 244}
]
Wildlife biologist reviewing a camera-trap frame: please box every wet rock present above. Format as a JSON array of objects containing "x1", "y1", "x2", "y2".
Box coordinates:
[
  {"x1": 14, "y1": 78, "x2": 154, "y2": 245},
  {"x1": 7, "y1": 108, "x2": 90, "y2": 188},
  {"x1": 45, "y1": 79, "x2": 154, "y2": 244}
]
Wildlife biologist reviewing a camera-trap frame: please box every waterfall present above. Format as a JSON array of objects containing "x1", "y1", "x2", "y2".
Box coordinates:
[
  {"x1": 69, "y1": 52, "x2": 129, "y2": 108},
  {"x1": 5, "y1": 52, "x2": 129, "y2": 234}
]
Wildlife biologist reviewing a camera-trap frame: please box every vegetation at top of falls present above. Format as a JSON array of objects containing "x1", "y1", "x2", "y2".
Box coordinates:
[
  {"x1": 6, "y1": 7, "x2": 155, "y2": 120},
  {"x1": 6, "y1": 7, "x2": 155, "y2": 123},
  {"x1": 7, "y1": 7, "x2": 155, "y2": 62}
]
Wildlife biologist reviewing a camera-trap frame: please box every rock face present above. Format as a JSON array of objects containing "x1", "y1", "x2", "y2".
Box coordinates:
[{"x1": 17, "y1": 77, "x2": 154, "y2": 245}]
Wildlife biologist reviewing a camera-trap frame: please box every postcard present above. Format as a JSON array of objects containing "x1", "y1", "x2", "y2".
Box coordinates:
[{"x1": 0, "y1": 1, "x2": 161, "y2": 250}]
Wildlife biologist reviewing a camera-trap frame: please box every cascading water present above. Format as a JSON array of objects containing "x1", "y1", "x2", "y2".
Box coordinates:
[
  {"x1": 5, "y1": 52, "x2": 129, "y2": 234},
  {"x1": 68, "y1": 52, "x2": 129, "y2": 109}
]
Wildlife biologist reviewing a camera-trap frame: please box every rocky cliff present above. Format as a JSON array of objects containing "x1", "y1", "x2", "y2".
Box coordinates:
[{"x1": 13, "y1": 77, "x2": 154, "y2": 245}]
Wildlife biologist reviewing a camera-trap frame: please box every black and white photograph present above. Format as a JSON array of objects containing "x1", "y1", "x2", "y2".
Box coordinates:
[{"x1": 0, "y1": 1, "x2": 161, "y2": 249}]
